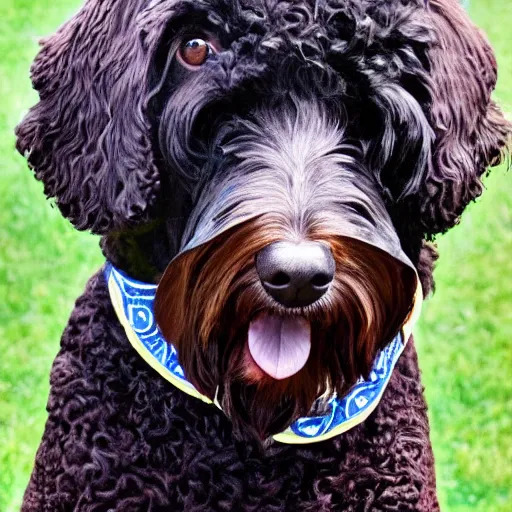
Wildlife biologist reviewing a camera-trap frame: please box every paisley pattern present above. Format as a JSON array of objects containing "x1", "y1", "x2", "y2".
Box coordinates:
[
  {"x1": 105, "y1": 263, "x2": 419, "y2": 444},
  {"x1": 288, "y1": 334, "x2": 405, "y2": 440}
]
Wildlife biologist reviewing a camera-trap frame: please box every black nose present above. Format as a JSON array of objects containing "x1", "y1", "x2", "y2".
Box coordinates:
[{"x1": 255, "y1": 241, "x2": 335, "y2": 308}]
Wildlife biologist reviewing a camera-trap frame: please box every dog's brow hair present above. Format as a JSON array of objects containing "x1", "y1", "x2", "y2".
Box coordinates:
[{"x1": 233, "y1": 104, "x2": 351, "y2": 217}]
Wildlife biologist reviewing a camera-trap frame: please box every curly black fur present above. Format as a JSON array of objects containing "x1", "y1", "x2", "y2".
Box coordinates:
[
  {"x1": 16, "y1": 0, "x2": 510, "y2": 509},
  {"x1": 23, "y1": 271, "x2": 439, "y2": 511}
]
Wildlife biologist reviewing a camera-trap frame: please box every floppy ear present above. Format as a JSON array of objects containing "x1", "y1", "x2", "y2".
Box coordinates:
[
  {"x1": 419, "y1": 0, "x2": 511, "y2": 235},
  {"x1": 16, "y1": 0, "x2": 171, "y2": 234}
]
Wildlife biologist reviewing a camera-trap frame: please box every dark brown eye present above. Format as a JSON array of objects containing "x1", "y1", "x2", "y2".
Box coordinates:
[{"x1": 178, "y1": 38, "x2": 212, "y2": 68}]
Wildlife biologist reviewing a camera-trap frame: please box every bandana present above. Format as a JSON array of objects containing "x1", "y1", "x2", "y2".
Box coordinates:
[{"x1": 105, "y1": 262, "x2": 422, "y2": 444}]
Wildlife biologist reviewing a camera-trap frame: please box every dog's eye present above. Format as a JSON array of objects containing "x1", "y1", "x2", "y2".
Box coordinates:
[{"x1": 178, "y1": 38, "x2": 213, "y2": 68}]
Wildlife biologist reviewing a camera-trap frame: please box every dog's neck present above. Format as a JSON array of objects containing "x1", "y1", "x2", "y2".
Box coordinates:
[
  {"x1": 101, "y1": 219, "x2": 182, "y2": 283},
  {"x1": 101, "y1": 184, "x2": 197, "y2": 282}
]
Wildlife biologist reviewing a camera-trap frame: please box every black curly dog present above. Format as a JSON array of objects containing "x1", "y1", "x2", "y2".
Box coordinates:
[{"x1": 17, "y1": 0, "x2": 510, "y2": 510}]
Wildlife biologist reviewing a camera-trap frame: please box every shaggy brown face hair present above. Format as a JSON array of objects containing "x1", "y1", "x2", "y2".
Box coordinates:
[{"x1": 155, "y1": 217, "x2": 417, "y2": 440}]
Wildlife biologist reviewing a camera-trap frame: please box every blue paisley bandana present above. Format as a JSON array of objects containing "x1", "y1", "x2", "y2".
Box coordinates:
[{"x1": 105, "y1": 263, "x2": 422, "y2": 444}]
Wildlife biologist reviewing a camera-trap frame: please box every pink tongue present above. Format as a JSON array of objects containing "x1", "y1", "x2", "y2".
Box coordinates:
[{"x1": 248, "y1": 315, "x2": 311, "y2": 380}]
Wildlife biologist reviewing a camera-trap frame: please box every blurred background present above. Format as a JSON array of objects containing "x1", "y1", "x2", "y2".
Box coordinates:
[{"x1": 0, "y1": 0, "x2": 510, "y2": 510}]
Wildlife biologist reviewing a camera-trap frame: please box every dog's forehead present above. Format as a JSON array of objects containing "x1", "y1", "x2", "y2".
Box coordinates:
[
  {"x1": 150, "y1": 0, "x2": 430, "y2": 60},
  {"x1": 176, "y1": 0, "x2": 321, "y2": 16},
  {"x1": 167, "y1": 0, "x2": 323, "y2": 30},
  {"x1": 165, "y1": 0, "x2": 427, "y2": 23}
]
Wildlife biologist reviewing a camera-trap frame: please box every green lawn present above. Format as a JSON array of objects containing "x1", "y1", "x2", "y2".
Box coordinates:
[{"x1": 0, "y1": 1, "x2": 510, "y2": 510}]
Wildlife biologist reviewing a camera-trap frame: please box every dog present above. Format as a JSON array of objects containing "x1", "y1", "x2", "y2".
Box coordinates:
[{"x1": 16, "y1": 0, "x2": 510, "y2": 510}]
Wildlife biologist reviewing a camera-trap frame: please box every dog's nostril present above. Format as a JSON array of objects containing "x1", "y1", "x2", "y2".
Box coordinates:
[
  {"x1": 311, "y1": 273, "x2": 332, "y2": 288},
  {"x1": 267, "y1": 271, "x2": 291, "y2": 287}
]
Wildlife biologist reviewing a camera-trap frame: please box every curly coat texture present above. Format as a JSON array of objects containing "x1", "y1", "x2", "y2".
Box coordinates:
[
  {"x1": 16, "y1": 0, "x2": 510, "y2": 509},
  {"x1": 23, "y1": 271, "x2": 438, "y2": 512}
]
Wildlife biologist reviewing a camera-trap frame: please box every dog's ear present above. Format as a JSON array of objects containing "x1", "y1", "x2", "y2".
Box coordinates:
[
  {"x1": 16, "y1": 1, "x2": 166, "y2": 234},
  {"x1": 419, "y1": 0, "x2": 511, "y2": 235}
]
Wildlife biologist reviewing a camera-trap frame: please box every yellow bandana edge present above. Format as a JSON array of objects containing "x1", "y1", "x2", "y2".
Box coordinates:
[{"x1": 108, "y1": 271, "x2": 213, "y2": 405}]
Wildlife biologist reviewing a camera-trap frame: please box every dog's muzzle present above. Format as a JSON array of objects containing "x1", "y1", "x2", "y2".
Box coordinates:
[
  {"x1": 106, "y1": 262, "x2": 423, "y2": 444},
  {"x1": 250, "y1": 241, "x2": 335, "y2": 380}
]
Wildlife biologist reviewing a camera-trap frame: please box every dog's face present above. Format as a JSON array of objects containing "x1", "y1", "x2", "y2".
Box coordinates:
[
  {"x1": 17, "y1": 0, "x2": 510, "y2": 440},
  {"x1": 151, "y1": 0, "x2": 425, "y2": 438}
]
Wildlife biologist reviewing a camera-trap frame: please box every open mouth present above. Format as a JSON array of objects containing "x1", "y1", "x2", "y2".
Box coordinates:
[{"x1": 247, "y1": 313, "x2": 312, "y2": 380}]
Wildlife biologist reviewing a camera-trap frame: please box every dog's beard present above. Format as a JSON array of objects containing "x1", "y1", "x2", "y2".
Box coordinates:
[{"x1": 155, "y1": 218, "x2": 416, "y2": 441}]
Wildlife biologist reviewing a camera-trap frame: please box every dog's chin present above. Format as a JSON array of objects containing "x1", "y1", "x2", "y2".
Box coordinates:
[
  {"x1": 211, "y1": 312, "x2": 364, "y2": 443},
  {"x1": 231, "y1": 340, "x2": 317, "y2": 442},
  {"x1": 216, "y1": 343, "x2": 318, "y2": 443},
  {"x1": 186, "y1": 323, "x2": 319, "y2": 443}
]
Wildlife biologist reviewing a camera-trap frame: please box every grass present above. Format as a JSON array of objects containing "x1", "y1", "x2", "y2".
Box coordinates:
[
  {"x1": 0, "y1": 1, "x2": 510, "y2": 510},
  {"x1": 0, "y1": 1, "x2": 102, "y2": 509},
  {"x1": 415, "y1": 2, "x2": 512, "y2": 510}
]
